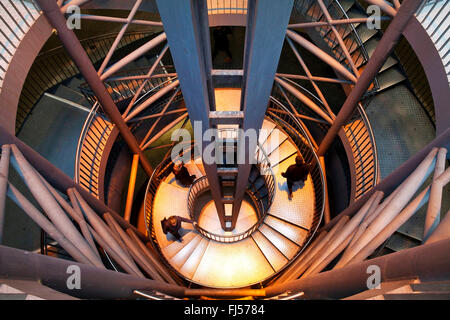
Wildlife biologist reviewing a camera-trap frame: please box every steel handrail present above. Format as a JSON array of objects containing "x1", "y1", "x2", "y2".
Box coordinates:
[{"x1": 74, "y1": 67, "x2": 179, "y2": 196}]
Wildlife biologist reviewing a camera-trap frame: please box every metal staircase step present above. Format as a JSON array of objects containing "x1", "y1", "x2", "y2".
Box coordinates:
[
  {"x1": 343, "y1": 278, "x2": 419, "y2": 300},
  {"x1": 384, "y1": 231, "x2": 420, "y2": 253},
  {"x1": 259, "y1": 119, "x2": 277, "y2": 146},
  {"x1": 192, "y1": 237, "x2": 274, "y2": 288},
  {"x1": 375, "y1": 67, "x2": 406, "y2": 91},
  {"x1": 251, "y1": 231, "x2": 288, "y2": 272},
  {"x1": 259, "y1": 224, "x2": 299, "y2": 260},
  {"x1": 354, "y1": 23, "x2": 378, "y2": 43},
  {"x1": 179, "y1": 237, "x2": 210, "y2": 278},
  {"x1": 217, "y1": 167, "x2": 238, "y2": 175},
  {"x1": 339, "y1": 0, "x2": 356, "y2": 13},
  {"x1": 170, "y1": 234, "x2": 203, "y2": 268},
  {"x1": 264, "y1": 214, "x2": 308, "y2": 246},
  {"x1": 363, "y1": 38, "x2": 399, "y2": 72},
  {"x1": 262, "y1": 128, "x2": 289, "y2": 157},
  {"x1": 269, "y1": 139, "x2": 297, "y2": 169},
  {"x1": 346, "y1": 6, "x2": 367, "y2": 21},
  {"x1": 163, "y1": 231, "x2": 198, "y2": 258},
  {"x1": 410, "y1": 281, "x2": 450, "y2": 292}
]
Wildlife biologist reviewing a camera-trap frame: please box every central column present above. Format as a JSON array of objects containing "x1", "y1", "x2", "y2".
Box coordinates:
[
  {"x1": 231, "y1": 0, "x2": 294, "y2": 228},
  {"x1": 156, "y1": 0, "x2": 226, "y2": 227}
]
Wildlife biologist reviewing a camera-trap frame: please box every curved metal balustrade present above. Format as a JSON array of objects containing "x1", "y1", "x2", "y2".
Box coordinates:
[
  {"x1": 75, "y1": 101, "x2": 113, "y2": 199},
  {"x1": 343, "y1": 103, "x2": 379, "y2": 201},
  {"x1": 185, "y1": 142, "x2": 275, "y2": 243},
  {"x1": 16, "y1": 31, "x2": 158, "y2": 133},
  {"x1": 293, "y1": 0, "x2": 379, "y2": 92},
  {"x1": 75, "y1": 66, "x2": 179, "y2": 199}
]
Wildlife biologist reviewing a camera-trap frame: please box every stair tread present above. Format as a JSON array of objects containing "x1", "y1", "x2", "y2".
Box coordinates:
[
  {"x1": 343, "y1": 278, "x2": 419, "y2": 300},
  {"x1": 47, "y1": 85, "x2": 91, "y2": 109},
  {"x1": 198, "y1": 200, "x2": 257, "y2": 235},
  {"x1": 261, "y1": 128, "x2": 288, "y2": 156},
  {"x1": 259, "y1": 224, "x2": 299, "y2": 260},
  {"x1": 385, "y1": 231, "x2": 419, "y2": 252},
  {"x1": 259, "y1": 119, "x2": 277, "y2": 145},
  {"x1": 152, "y1": 181, "x2": 193, "y2": 250},
  {"x1": 162, "y1": 231, "x2": 198, "y2": 257},
  {"x1": 264, "y1": 214, "x2": 309, "y2": 246},
  {"x1": 170, "y1": 234, "x2": 203, "y2": 267},
  {"x1": 268, "y1": 139, "x2": 298, "y2": 169},
  {"x1": 179, "y1": 237, "x2": 210, "y2": 278},
  {"x1": 376, "y1": 67, "x2": 406, "y2": 91},
  {"x1": 192, "y1": 237, "x2": 274, "y2": 288},
  {"x1": 252, "y1": 231, "x2": 288, "y2": 272},
  {"x1": 363, "y1": 38, "x2": 399, "y2": 72},
  {"x1": 339, "y1": 0, "x2": 356, "y2": 12}
]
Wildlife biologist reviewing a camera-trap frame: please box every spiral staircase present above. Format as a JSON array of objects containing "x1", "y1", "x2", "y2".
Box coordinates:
[{"x1": 0, "y1": 0, "x2": 449, "y2": 300}]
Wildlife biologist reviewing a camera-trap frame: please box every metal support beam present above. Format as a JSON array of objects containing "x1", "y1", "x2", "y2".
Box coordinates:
[
  {"x1": 124, "y1": 154, "x2": 140, "y2": 222},
  {"x1": 320, "y1": 128, "x2": 450, "y2": 233},
  {"x1": 232, "y1": 0, "x2": 294, "y2": 227},
  {"x1": 0, "y1": 125, "x2": 146, "y2": 242},
  {"x1": 155, "y1": 0, "x2": 226, "y2": 226},
  {"x1": 0, "y1": 245, "x2": 185, "y2": 299},
  {"x1": 317, "y1": 0, "x2": 423, "y2": 156},
  {"x1": 36, "y1": 0, "x2": 154, "y2": 177},
  {"x1": 265, "y1": 237, "x2": 450, "y2": 299}
]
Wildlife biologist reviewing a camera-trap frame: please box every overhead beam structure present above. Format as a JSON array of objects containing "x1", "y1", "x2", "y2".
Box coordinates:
[{"x1": 155, "y1": 0, "x2": 226, "y2": 226}]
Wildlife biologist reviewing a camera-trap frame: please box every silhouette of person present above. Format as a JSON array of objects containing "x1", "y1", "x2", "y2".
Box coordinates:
[
  {"x1": 212, "y1": 26, "x2": 233, "y2": 63},
  {"x1": 172, "y1": 160, "x2": 196, "y2": 187},
  {"x1": 281, "y1": 155, "x2": 311, "y2": 199},
  {"x1": 161, "y1": 215, "x2": 196, "y2": 241}
]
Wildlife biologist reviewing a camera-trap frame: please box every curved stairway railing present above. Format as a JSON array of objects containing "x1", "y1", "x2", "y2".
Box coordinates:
[
  {"x1": 15, "y1": 30, "x2": 158, "y2": 133},
  {"x1": 74, "y1": 101, "x2": 114, "y2": 199},
  {"x1": 144, "y1": 132, "x2": 276, "y2": 244},
  {"x1": 293, "y1": 0, "x2": 379, "y2": 92},
  {"x1": 75, "y1": 67, "x2": 179, "y2": 199}
]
